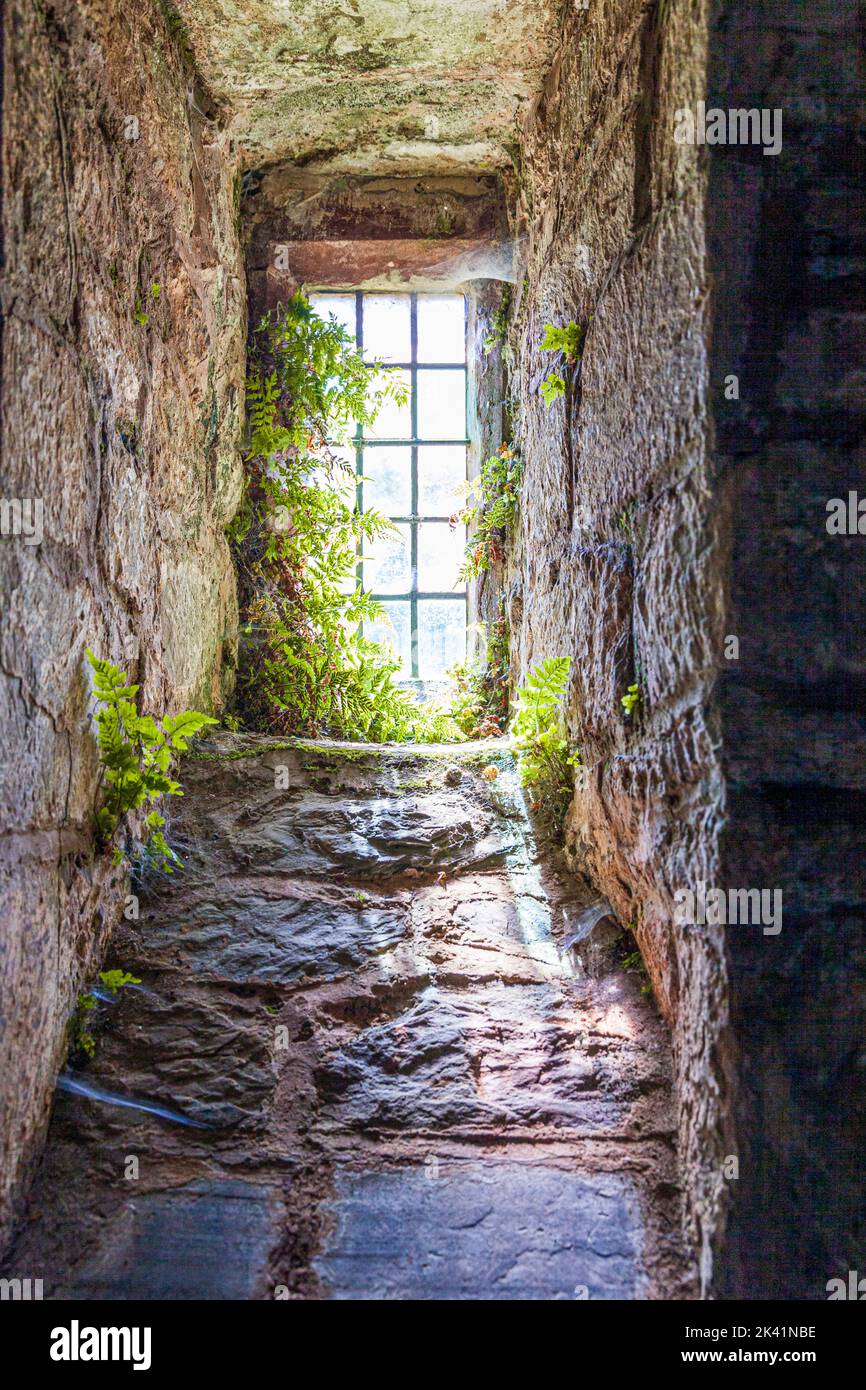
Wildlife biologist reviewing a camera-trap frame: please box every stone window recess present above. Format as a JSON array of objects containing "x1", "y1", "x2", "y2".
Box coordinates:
[{"x1": 309, "y1": 292, "x2": 468, "y2": 681}]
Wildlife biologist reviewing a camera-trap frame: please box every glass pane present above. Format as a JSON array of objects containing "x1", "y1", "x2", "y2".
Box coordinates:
[
  {"x1": 309, "y1": 293, "x2": 356, "y2": 341},
  {"x1": 418, "y1": 522, "x2": 465, "y2": 592},
  {"x1": 364, "y1": 522, "x2": 411, "y2": 594},
  {"x1": 418, "y1": 599, "x2": 466, "y2": 677},
  {"x1": 417, "y1": 445, "x2": 466, "y2": 515},
  {"x1": 366, "y1": 601, "x2": 411, "y2": 677},
  {"x1": 417, "y1": 369, "x2": 466, "y2": 440},
  {"x1": 363, "y1": 294, "x2": 411, "y2": 363},
  {"x1": 364, "y1": 368, "x2": 412, "y2": 439},
  {"x1": 417, "y1": 294, "x2": 465, "y2": 363},
  {"x1": 361, "y1": 446, "x2": 411, "y2": 517}
]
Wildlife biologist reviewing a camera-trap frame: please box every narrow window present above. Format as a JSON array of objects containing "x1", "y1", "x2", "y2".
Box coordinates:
[{"x1": 309, "y1": 291, "x2": 468, "y2": 682}]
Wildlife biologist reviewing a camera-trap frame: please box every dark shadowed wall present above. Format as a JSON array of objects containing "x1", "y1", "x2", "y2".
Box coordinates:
[{"x1": 707, "y1": 0, "x2": 866, "y2": 1299}]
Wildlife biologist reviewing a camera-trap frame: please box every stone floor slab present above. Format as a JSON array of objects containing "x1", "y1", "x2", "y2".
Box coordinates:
[
  {"x1": 57, "y1": 1180, "x2": 278, "y2": 1301},
  {"x1": 314, "y1": 1164, "x2": 643, "y2": 1300}
]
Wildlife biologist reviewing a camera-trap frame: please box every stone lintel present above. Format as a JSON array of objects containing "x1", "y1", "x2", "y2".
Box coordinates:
[{"x1": 265, "y1": 237, "x2": 515, "y2": 297}]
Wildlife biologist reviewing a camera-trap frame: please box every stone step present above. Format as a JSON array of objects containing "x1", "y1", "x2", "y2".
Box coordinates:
[{"x1": 5, "y1": 735, "x2": 696, "y2": 1300}]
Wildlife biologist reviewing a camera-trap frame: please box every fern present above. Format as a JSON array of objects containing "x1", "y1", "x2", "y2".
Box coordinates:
[
  {"x1": 453, "y1": 445, "x2": 523, "y2": 582},
  {"x1": 509, "y1": 656, "x2": 579, "y2": 833},
  {"x1": 250, "y1": 292, "x2": 407, "y2": 452},
  {"x1": 86, "y1": 650, "x2": 216, "y2": 872}
]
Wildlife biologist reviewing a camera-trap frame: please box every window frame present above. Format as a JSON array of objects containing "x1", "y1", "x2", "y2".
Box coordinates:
[{"x1": 313, "y1": 289, "x2": 469, "y2": 681}]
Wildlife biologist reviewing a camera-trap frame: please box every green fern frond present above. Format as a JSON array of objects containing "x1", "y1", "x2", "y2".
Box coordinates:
[{"x1": 86, "y1": 650, "x2": 213, "y2": 871}]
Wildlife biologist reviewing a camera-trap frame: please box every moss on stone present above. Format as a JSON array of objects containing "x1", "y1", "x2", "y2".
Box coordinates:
[{"x1": 188, "y1": 733, "x2": 513, "y2": 769}]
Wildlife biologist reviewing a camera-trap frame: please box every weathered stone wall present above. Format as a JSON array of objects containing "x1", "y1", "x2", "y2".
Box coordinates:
[
  {"x1": 505, "y1": 0, "x2": 732, "y2": 1291},
  {"x1": 707, "y1": 0, "x2": 866, "y2": 1299},
  {"x1": 0, "y1": 0, "x2": 245, "y2": 1250}
]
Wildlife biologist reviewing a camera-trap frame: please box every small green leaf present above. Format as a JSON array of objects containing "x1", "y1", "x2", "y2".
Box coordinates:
[
  {"x1": 98, "y1": 969, "x2": 141, "y2": 994},
  {"x1": 621, "y1": 683, "x2": 641, "y2": 716},
  {"x1": 540, "y1": 372, "x2": 566, "y2": 406},
  {"x1": 540, "y1": 320, "x2": 582, "y2": 362}
]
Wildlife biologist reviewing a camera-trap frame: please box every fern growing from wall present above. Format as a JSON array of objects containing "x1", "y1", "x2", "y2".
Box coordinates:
[
  {"x1": 452, "y1": 444, "x2": 523, "y2": 581},
  {"x1": 86, "y1": 649, "x2": 216, "y2": 872},
  {"x1": 509, "y1": 656, "x2": 579, "y2": 832}
]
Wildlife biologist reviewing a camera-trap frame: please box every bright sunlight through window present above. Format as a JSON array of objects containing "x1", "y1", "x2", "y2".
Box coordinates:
[{"x1": 309, "y1": 291, "x2": 468, "y2": 680}]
